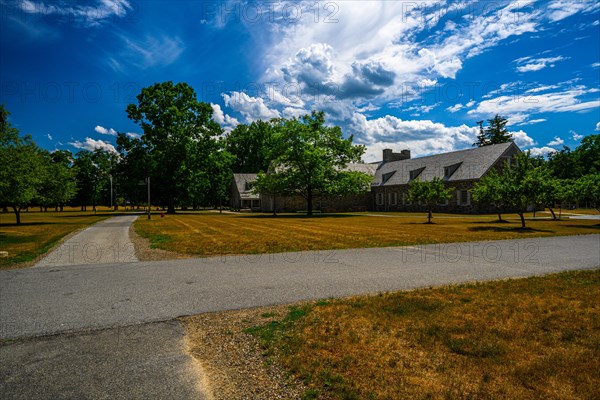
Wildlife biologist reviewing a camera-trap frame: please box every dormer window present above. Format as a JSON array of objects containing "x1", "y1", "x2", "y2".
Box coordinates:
[
  {"x1": 244, "y1": 181, "x2": 254, "y2": 191},
  {"x1": 443, "y1": 162, "x2": 462, "y2": 180},
  {"x1": 382, "y1": 171, "x2": 395, "y2": 184},
  {"x1": 409, "y1": 167, "x2": 425, "y2": 181}
]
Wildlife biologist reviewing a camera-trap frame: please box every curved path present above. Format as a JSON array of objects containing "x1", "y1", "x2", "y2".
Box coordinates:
[
  {"x1": 2, "y1": 233, "x2": 598, "y2": 339},
  {"x1": 35, "y1": 214, "x2": 139, "y2": 267},
  {"x1": 0, "y1": 217, "x2": 598, "y2": 399}
]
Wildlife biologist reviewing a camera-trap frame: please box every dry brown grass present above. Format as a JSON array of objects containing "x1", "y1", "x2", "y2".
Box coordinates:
[
  {"x1": 134, "y1": 211, "x2": 599, "y2": 257},
  {"x1": 0, "y1": 208, "x2": 115, "y2": 268},
  {"x1": 242, "y1": 269, "x2": 600, "y2": 400}
]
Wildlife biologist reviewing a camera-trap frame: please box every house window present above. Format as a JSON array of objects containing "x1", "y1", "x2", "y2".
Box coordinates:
[
  {"x1": 409, "y1": 167, "x2": 425, "y2": 181},
  {"x1": 244, "y1": 181, "x2": 255, "y2": 191},
  {"x1": 376, "y1": 192, "x2": 384, "y2": 206},
  {"x1": 458, "y1": 190, "x2": 470, "y2": 206},
  {"x1": 443, "y1": 163, "x2": 462, "y2": 180},
  {"x1": 388, "y1": 192, "x2": 397, "y2": 205}
]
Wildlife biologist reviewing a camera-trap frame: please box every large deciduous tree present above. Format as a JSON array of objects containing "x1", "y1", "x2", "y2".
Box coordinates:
[
  {"x1": 406, "y1": 177, "x2": 453, "y2": 223},
  {"x1": 126, "y1": 81, "x2": 223, "y2": 213},
  {"x1": 255, "y1": 111, "x2": 371, "y2": 216},
  {"x1": 225, "y1": 120, "x2": 277, "y2": 173}
]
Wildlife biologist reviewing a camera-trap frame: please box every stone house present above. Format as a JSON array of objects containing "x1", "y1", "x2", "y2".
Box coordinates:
[
  {"x1": 230, "y1": 173, "x2": 261, "y2": 210},
  {"x1": 371, "y1": 142, "x2": 520, "y2": 212},
  {"x1": 230, "y1": 142, "x2": 520, "y2": 213},
  {"x1": 259, "y1": 163, "x2": 380, "y2": 213}
]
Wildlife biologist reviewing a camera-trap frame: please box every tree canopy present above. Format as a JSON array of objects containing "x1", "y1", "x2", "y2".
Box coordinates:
[
  {"x1": 254, "y1": 111, "x2": 371, "y2": 216},
  {"x1": 126, "y1": 81, "x2": 226, "y2": 213},
  {"x1": 406, "y1": 177, "x2": 453, "y2": 223},
  {"x1": 473, "y1": 114, "x2": 513, "y2": 147}
]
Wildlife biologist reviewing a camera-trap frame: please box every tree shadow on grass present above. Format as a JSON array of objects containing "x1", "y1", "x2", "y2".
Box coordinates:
[
  {"x1": 0, "y1": 222, "x2": 53, "y2": 227},
  {"x1": 468, "y1": 226, "x2": 554, "y2": 233},
  {"x1": 241, "y1": 213, "x2": 359, "y2": 219}
]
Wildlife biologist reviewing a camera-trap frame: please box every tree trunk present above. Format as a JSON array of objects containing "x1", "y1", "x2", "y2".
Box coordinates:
[
  {"x1": 39, "y1": 206, "x2": 43, "y2": 212},
  {"x1": 519, "y1": 212, "x2": 526, "y2": 228},
  {"x1": 167, "y1": 195, "x2": 175, "y2": 214},
  {"x1": 427, "y1": 209, "x2": 432, "y2": 224},
  {"x1": 272, "y1": 195, "x2": 277, "y2": 216},
  {"x1": 12, "y1": 206, "x2": 21, "y2": 225},
  {"x1": 497, "y1": 212, "x2": 503, "y2": 222},
  {"x1": 307, "y1": 188, "x2": 313, "y2": 216},
  {"x1": 549, "y1": 207, "x2": 556, "y2": 220}
]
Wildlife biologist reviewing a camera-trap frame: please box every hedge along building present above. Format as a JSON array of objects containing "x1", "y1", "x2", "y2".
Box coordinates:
[{"x1": 371, "y1": 142, "x2": 520, "y2": 212}]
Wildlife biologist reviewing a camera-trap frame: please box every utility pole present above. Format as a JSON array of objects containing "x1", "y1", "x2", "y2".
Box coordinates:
[
  {"x1": 147, "y1": 176, "x2": 151, "y2": 220},
  {"x1": 109, "y1": 158, "x2": 113, "y2": 211}
]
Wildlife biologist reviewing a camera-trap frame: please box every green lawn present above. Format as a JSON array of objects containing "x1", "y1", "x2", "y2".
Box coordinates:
[
  {"x1": 134, "y1": 210, "x2": 599, "y2": 257},
  {"x1": 230, "y1": 269, "x2": 600, "y2": 399},
  {"x1": 0, "y1": 208, "x2": 115, "y2": 269}
]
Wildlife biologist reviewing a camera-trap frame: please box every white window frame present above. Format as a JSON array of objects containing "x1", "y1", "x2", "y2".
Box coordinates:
[
  {"x1": 376, "y1": 192, "x2": 384, "y2": 206},
  {"x1": 389, "y1": 192, "x2": 397, "y2": 206}
]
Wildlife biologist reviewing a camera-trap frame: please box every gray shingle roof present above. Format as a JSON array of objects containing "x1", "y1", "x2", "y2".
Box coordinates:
[
  {"x1": 232, "y1": 173, "x2": 260, "y2": 199},
  {"x1": 345, "y1": 162, "x2": 379, "y2": 176},
  {"x1": 373, "y1": 142, "x2": 519, "y2": 186}
]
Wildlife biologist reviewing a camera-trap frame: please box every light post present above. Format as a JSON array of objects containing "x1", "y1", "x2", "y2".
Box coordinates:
[{"x1": 147, "y1": 176, "x2": 151, "y2": 220}]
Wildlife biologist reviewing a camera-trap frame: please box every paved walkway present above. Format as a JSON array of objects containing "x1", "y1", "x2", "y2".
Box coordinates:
[
  {"x1": 35, "y1": 215, "x2": 139, "y2": 267},
  {"x1": 2, "y1": 233, "x2": 598, "y2": 340},
  {"x1": 0, "y1": 321, "x2": 208, "y2": 400}
]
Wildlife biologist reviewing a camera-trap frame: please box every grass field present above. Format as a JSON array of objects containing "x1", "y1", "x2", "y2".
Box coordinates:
[
  {"x1": 134, "y1": 211, "x2": 599, "y2": 257},
  {"x1": 0, "y1": 208, "x2": 116, "y2": 269},
  {"x1": 240, "y1": 269, "x2": 600, "y2": 399}
]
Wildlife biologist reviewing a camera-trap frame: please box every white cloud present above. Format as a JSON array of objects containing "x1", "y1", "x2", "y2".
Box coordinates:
[
  {"x1": 107, "y1": 33, "x2": 185, "y2": 71},
  {"x1": 126, "y1": 132, "x2": 140, "y2": 139},
  {"x1": 469, "y1": 87, "x2": 600, "y2": 116},
  {"x1": 591, "y1": 62, "x2": 600, "y2": 68},
  {"x1": 348, "y1": 113, "x2": 479, "y2": 162},
  {"x1": 46, "y1": 133, "x2": 53, "y2": 141},
  {"x1": 223, "y1": 92, "x2": 281, "y2": 122},
  {"x1": 596, "y1": 122, "x2": 600, "y2": 131},
  {"x1": 529, "y1": 146, "x2": 559, "y2": 157},
  {"x1": 518, "y1": 118, "x2": 546, "y2": 125},
  {"x1": 19, "y1": 0, "x2": 132, "y2": 27},
  {"x1": 94, "y1": 125, "x2": 117, "y2": 136},
  {"x1": 70, "y1": 138, "x2": 117, "y2": 154},
  {"x1": 446, "y1": 103, "x2": 464, "y2": 113},
  {"x1": 545, "y1": 0, "x2": 600, "y2": 22},
  {"x1": 547, "y1": 136, "x2": 564, "y2": 146},
  {"x1": 571, "y1": 130, "x2": 584, "y2": 141},
  {"x1": 515, "y1": 56, "x2": 567, "y2": 73},
  {"x1": 211, "y1": 103, "x2": 239, "y2": 132},
  {"x1": 510, "y1": 130, "x2": 536, "y2": 148}
]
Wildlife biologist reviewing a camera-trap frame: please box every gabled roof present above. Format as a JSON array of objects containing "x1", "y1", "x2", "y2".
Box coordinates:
[
  {"x1": 373, "y1": 142, "x2": 519, "y2": 186},
  {"x1": 232, "y1": 173, "x2": 260, "y2": 199},
  {"x1": 344, "y1": 162, "x2": 379, "y2": 176}
]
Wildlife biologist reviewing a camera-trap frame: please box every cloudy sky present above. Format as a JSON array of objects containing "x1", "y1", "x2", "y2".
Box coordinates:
[{"x1": 1, "y1": 0, "x2": 599, "y2": 161}]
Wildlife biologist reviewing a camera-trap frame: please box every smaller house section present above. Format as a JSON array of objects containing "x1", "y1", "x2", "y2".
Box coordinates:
[{"x1": 231, "y1": 173, "x2": 261, "y2": 211}]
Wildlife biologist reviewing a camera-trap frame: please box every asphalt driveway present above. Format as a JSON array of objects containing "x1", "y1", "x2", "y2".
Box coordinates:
[{"x1": 2, "y1": 232, "x2": 598, "y2": 340}]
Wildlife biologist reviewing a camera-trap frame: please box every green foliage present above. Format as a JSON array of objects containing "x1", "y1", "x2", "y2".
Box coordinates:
[
  {"x1": 472, "y1": 169, "x2": 506, "y2": 219},
  {"x1": 73, "y1": 149, "x2": 114, "y2": 210},
  {"x1": 126, "y1": 81, "x2": 223, "y2": 213},
  {"x1": 406, "y1": 177, "x2": 453, "y2": 223},
  {"x1": 255, "y1": 111, "x2": 370, "y2": 216},
  {"x1": 576, "y1": 173, "x2": 600, "y2": 211},
  {"x1": 225, "y1": 120, "x2": 278, "y2": 173},
  {"x1": 473, "y1": 114, "x2": 513, "y2": 147},
  {"x1": 0, "y1": 105, "x2": 46, "y2": 223}
]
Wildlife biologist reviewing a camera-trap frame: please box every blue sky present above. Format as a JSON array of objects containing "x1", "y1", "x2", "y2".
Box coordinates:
[{"x1": 1, "y1": 0, "x2": 599, "y2": 162}]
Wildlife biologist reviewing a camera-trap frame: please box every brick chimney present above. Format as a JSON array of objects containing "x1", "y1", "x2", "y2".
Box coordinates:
[{"x1": 382, "y1": 149, "x2": 411, "y2": 162}]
